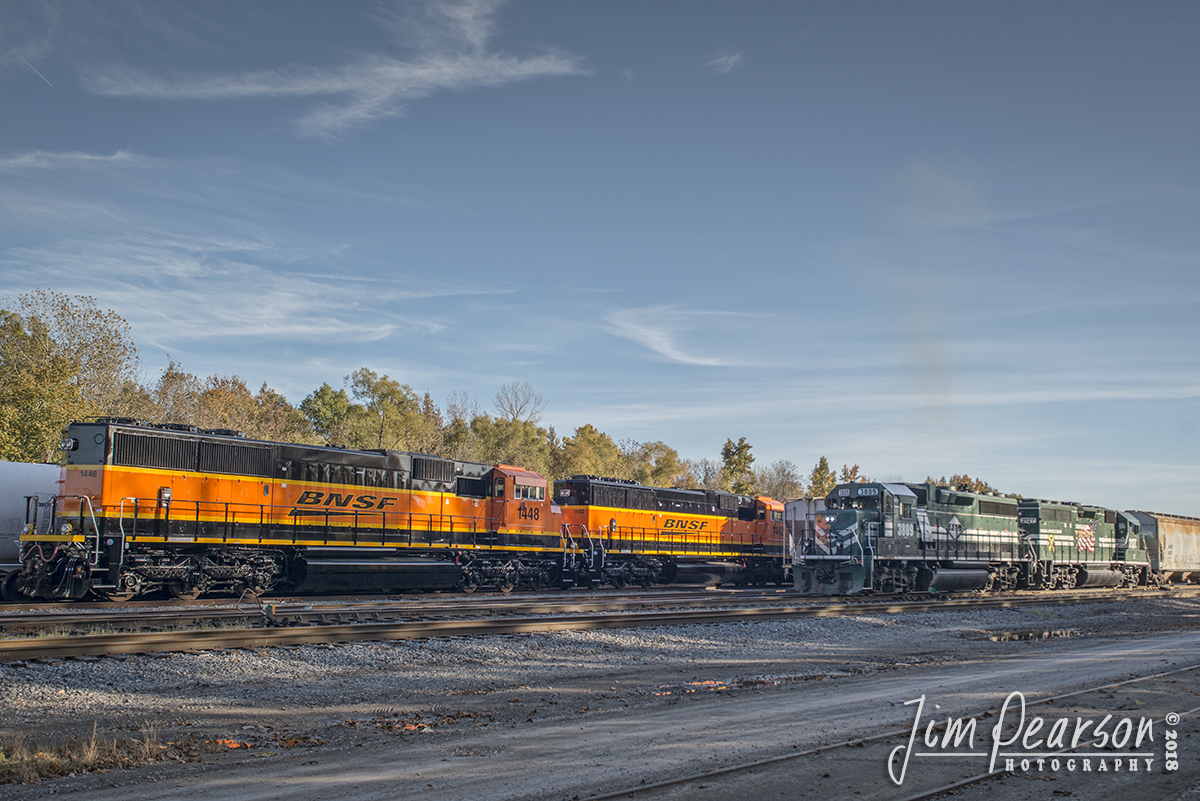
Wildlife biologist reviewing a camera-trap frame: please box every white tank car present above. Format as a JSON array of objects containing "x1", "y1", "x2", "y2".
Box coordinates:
[
  {"x1": 1128, "y1": 511, "x2": 1200, "y2": 583},
  {"x1": 0, "y1": 461, "x2": 62, "y2": 572}
]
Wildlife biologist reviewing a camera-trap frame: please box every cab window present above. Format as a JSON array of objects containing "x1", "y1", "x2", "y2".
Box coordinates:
[
  {"x1": 840, "y1": 497, "x2": 879, "y2": 510},
  {"x1": 494, "y1": 477, "x2": 506, "y2": 498},
  {"x1": 514, "y1": 483, "x2": 542, "y2": 500}
]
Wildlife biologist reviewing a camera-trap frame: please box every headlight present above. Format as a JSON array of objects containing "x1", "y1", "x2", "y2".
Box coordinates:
[
  {"x1": 21, "y1": 523, "x2": 33, "y2": 536},
  {"x1": 60, "y1": 437, "x2": 79, "y2": 451},
  {"x1": 59, "y1": 522, "x2": 73, "y2": 536}
]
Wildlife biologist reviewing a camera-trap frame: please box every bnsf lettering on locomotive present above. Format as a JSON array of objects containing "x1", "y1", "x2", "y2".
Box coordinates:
[
  {"x1": 296, "y1": 490, "x2": 394, "y2": 510},
  {"x1": 663, "y1": 519, "x2": 708, "y2": 531}
]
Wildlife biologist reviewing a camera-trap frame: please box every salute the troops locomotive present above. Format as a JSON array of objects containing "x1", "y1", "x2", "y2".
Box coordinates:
[{"x1": 789, "y1": 481, "x2": 1200, "y2": 594}]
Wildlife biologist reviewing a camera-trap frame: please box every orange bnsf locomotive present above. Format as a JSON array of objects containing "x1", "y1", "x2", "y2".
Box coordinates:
[{"x1": 5, "y1": 419, "x2": 786, "y2": 601}]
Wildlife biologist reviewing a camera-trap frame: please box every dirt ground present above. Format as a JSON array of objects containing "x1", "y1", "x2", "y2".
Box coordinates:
[{"x1": 4, "y1": 595, "x2": 1200, "y2": 800}]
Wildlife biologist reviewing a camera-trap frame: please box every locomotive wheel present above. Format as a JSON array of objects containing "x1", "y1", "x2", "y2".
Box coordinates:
[
  {"x1": 640, "y1": 575, "x2": 652, "y2": 589},
  {"x1": 497, "y1": 576, "x2": 516, "y2": 594},
  {"x1": 104, "y1": 590, "x2": 137, "y2": 602},
  {"x1": 611, "y1": 573, "x2": 628, "y2": 590},
  {"x1": 168, "y1": 582, "x2": 201, "y2": 601},
  {"x1": 459, "y1": 576, "x2": 478, "y2": 594},
  {"x1": 2, "y1": 571, "x2": 26, "y2": 602}
]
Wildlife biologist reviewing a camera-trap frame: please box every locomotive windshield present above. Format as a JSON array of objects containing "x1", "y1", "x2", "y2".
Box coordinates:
[{"x1": 832, "y1": 496, "x2": 879, "y2": 510}]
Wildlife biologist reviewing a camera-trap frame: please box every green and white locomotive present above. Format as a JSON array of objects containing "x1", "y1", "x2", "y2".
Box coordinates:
[{"x1": 790, "y1": 482, "x2": 1152, "y2": 594}]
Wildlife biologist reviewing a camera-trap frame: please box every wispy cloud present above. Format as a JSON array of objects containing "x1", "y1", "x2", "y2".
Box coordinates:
[
  {"x1": 705, "y1": 52, "x2": 744, "y2": 74},
  {"x1": 0, "y1": 149, "x2": 144, "y2": 170},
  {"x1": 0, "y1": 233, "x2": 505, "y2": 351},
  {"x1": 604, "y1": 305, "x2": 759, "y2": 366},
  {"x1": 0, "y1": 146, "x2": 509, "y2": 356},
  {"x1": 83, "y1": 0, "x2": 587, "y2": 138}
]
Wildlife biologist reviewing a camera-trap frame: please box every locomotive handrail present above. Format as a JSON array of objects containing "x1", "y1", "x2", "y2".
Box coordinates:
[
  {"x1": 98, "y1": 497, "x2": 497, "y2": 549},
  {"x1": 60, "y1": 494, "x2": 104, "y2": 569},
  {"x1": 114, "y1": 496, "x2": 138, "y2": 570}
]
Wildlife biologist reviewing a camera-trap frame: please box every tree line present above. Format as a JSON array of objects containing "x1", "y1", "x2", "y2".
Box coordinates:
[{"x1": 1, "y1": 291, "x2": 888, "y2": 499}]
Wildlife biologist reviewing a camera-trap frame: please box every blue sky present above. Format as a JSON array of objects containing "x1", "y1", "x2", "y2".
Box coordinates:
[{"x1": 2, "y1": 1, "x2": 1198, "y2": 514}]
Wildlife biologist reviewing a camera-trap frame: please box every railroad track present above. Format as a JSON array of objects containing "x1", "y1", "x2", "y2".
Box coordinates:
[
  {"x1": 3, "y1": 587, "x2": 1190, "y2": 663},
  {"x1": 1, "y1": 585, "x2": 1187, "y2": 636},
  {"x1": 0, "y1": 587, "x2": 799, "y2": 634},
  {"x1": 0, "y1": 582, "x2": 745, "y2": 613}
]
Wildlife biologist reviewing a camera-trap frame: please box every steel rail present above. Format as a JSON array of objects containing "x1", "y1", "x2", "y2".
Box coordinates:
[
  {"x1": 0, "y1": 591, "x2": 1174, "y2": 662},
  {"x1": 4, "y1": 586, "x2": 1188, "y2": 636},
  {"x1": 0, "y1": 590, "x2": 804, "y2": 633},
  {"x1": 4, "y1": 582, "x2": 1190, "y2": 637},
  {"x1": 0, "y1": 586, "x2": 790, "y2": 614}
]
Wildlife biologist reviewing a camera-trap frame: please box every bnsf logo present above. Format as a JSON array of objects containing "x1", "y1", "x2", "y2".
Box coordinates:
[
  {"x1": 662, "y1": 519, "x2": 708, "y2": 531},
  {"x1": 295, "y1": 491, "x2": 397, "y2": 510}
]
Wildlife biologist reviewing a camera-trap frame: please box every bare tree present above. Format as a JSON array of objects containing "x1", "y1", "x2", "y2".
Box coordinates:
[
  {"x1": 493, "y1": 381, "x2": 547, "y2": 423},
  {"x1": 446, "y1": 389, "x2": 480, "y2": 423},
  {"x1": 678, "y1": 457, "x2": 731, "y2": 491},
  {"x1": 756, "y1": 459, "x2": 804, "y2": 501}
]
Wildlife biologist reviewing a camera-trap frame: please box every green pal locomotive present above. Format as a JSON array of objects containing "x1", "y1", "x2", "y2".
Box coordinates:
[{"x1": 792, "y1": 482, "x2": 1150, "y2": 594}]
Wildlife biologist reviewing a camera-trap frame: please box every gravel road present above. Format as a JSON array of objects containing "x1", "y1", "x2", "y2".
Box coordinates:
[{"x1": 3, "y1": 594, "x2": 1200, "y2": 799}]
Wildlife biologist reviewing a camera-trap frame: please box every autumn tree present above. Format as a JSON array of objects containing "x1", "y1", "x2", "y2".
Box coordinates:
[
  {"x1": 622, "y1": 440, "x2": 685, "y2": 487},
  {"x1": 346, "y1": 368, "x2": 421, "y2": 450},
  {"x1": 0, "y1": 292, "x2": 140, "y2": 461},
  {"x1": 152, "y1": 359, "x2": 203, "y2": 424},
  {"x1": 0, "y1": 311, "x2": 77, "y2": 461},
  {"x1": 558, "y1": 423, "x2": 624, "y2": 478},
  {"x1": 720, "y1": 437, "x2": 757, "y2": 495},
  {"x1": 253, "y1": 383, "x2": 314, "y2": 443},
  {"x1": 300, "y1": 383, "x2": 354, "y2": 446},
  {"x1": 807, "y1": 456, "x2": 837, "y2": 498},
  {"x1": 840, "y1": 463, "x2": 867, "y2": 484},
  {"x1": 195, "y1": 375, "x2": 259, "y2": 432},
  {"x1": 927, "y1": 474, "x2": 997, "y2": 494},
  {"x1": 145, "y1": 362, "x2": 315, "y2": 442},
  {"x1": 13, "y1": 290, "x2": 139, "y2": 417},
  {"x1": 109, "y1": 380, "x2": 159, "y2": 422},
  {"x1": 440, "y1": 390, "x2": 480, "y2": 460},
  {"x1": 469, "y1": 415, "x2": 552, "y2": 476},
  {"x1": 407, "y1": 392, "x2": 445, "y2": 455}
]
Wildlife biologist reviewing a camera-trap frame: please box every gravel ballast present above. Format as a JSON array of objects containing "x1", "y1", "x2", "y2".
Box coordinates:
[{"x1": 2, "y1": 594, "x2": 1199, "y2": 797}]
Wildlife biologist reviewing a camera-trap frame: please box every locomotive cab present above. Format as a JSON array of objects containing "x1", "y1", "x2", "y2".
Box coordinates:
[
  {"x1": 798, "y1": 482, "x2": 918, "y2": 594},
  {"x1": 491, "y1": 465, "x2": 558, "y2": 538}
]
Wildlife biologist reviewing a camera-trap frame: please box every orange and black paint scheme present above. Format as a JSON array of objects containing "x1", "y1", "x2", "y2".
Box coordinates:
[
  {"x1": 8, "y1": 421, "x2": 787, "y2": 601},
  {"x1": 555, "y1": 476, "x2": 786, "y2": 587}
]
